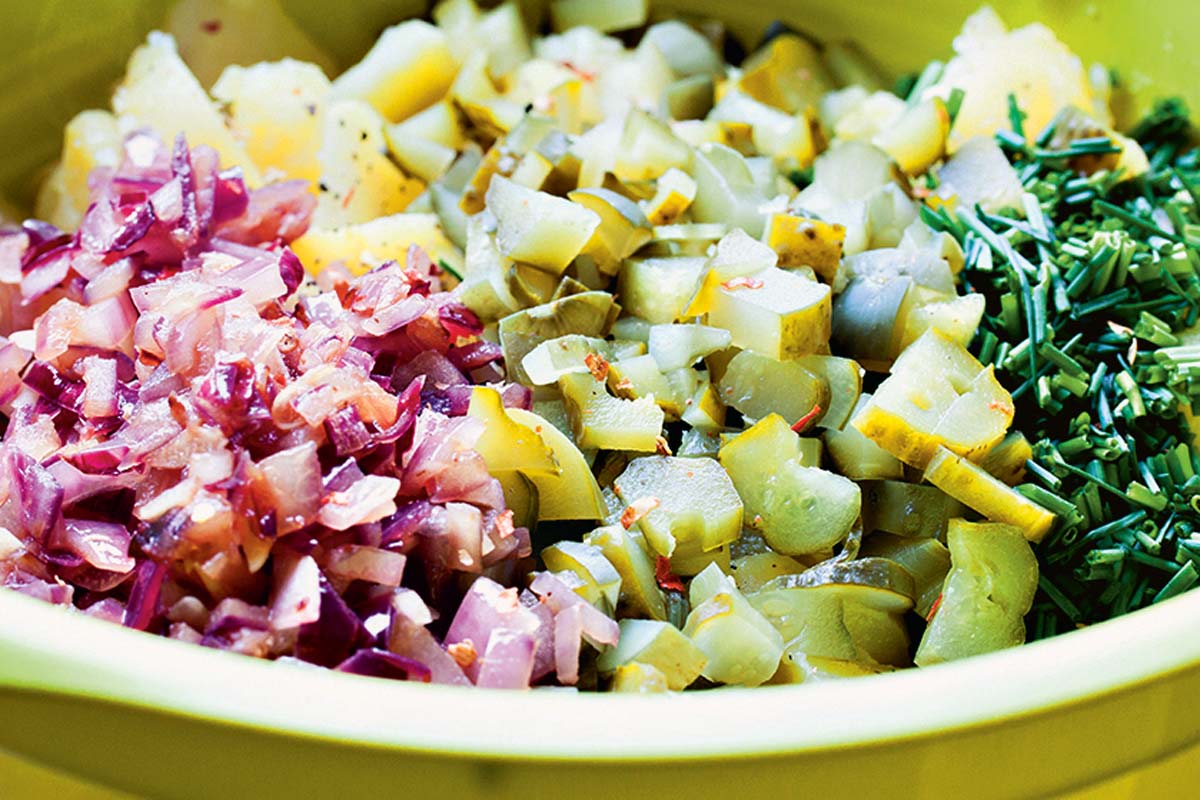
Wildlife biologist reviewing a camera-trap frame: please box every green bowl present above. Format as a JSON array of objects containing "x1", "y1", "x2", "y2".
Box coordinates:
[{"x1": 2, "y1": 2, "x2": 1200, "y2": 798}]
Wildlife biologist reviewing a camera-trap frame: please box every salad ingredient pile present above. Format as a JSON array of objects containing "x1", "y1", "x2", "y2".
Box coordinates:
[{"x1": 2, "y1": 0, "x2": 1196, "y2": 691}]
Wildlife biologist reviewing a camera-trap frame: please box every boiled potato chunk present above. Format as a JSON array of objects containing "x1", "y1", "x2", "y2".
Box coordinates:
[
  {"x1": 716, "y1": 350, "x2": 829, "y2": 426},
  {"x1": 331, "y1": 20, "x2": 458, "y2": 123},
  {"x1": 37, "y1": 110, "x2": 122, "y2": 230},
  {"x1": 487, "y1": 176, "x2": 602, "y2": 274},
  {"x1": 764, "y1": 213, "x2": 845, "y2": 283},
  {"x1": 559, "y1": 372, "x2": 665, "y2": 452},
  {"x1": 915, "y1": 518, "x2": 1038, "y2": 666},
  {"x1": 597, "y1": 619, "x2": 707, "y2": 690},
  {"x1": 291, "y1": 213, "x2": 462, "y2": 276},
  {"x1": 684, "y1": 564, "x2": 783, "y2": 686},
  {"x1": 851, "y1": 329, "x2": 1014, "y2": 468},
  {"x1": 615, "y1": 110, "x2": 693, "y2": 182},
  {"x1": 613, "y1": 456, "x2": 743, "y2": 558},
  {"x1": 720, "y1": 415, "x2": 860, "y2": 556},
  {"x1": 314, "y1": 101, "x2": 424, "y2": 227},
  {"x1": 922, "y1": 446, "x2": 1057, "y2": 542},
  {"x1": 584, "y1": 524, "x2": 668, "y2": 620},
  {"x1": 211, "y1": 59, "x2": 330, "y2": 184},
  {"x1": 706, "y1": 267, "x2": 832, "y2": 361},
  {"x1": 541, "y1": 540, "x2": 622, "y2": 611},
  {"x1": 113, "y1": 32, "x2": 259, "y2": 184},
  {"x1": 508, "y1": 407, "x2": 608, "y2": 520}
]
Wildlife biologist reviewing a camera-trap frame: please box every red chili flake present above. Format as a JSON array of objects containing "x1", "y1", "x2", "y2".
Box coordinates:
[
  {"x1": 988, "y1": 400, "x2": 1014, "y2": 414},
  {"x1": 620, "y1": 496, "x2": 660, "y2": 529},
  {"x1": 584, "y1": 351, "x2": 610, "y2": 382},
  {"x1": 790, "y1": 403, "x2": 823, "y2": 433},
  {"x1": 721, "y1": 276, "x2": 764, "y2": 291},
  {"x1": 448, "y1": 640, "x2": 478, "y2": 668},
  {"x1": 926, "y1": 593, "x2": 944, "y2": 622},
  {"x1": 560, "y1": 61, "x2": 596, "y2": 83},
  {"x1": 613, "y1": 377, "x2": 634, "y2": 394},
  {"x1": 341, "y1": 185, "x2": 357, "y2": 210},
  {"x1": 655, "y1": 435, "x2": 672, "y2": 456},
  {"x1": 200, "y1": 18, "x2": 222, "y2": 34},
  {"x1": 655, "y1": 556, "x2": 686, "y2": 593}
]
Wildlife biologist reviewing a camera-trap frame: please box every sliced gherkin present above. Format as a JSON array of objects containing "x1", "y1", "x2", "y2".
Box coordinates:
[{"x1": 558, "y1": 372, "x2": 665, "y2": 452}]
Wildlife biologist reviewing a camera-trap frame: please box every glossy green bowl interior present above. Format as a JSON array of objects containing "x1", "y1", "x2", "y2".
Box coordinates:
[{"x1": 1, "y1": 1, "x2": 1199, "y2": 798}]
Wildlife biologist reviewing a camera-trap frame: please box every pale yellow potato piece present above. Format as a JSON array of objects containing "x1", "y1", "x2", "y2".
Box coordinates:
[
  {"x1": 113, "y1": 32, "x2": 259, "y2": 183},
  {"x1": 312, "y1": 100, "x2": 424, "y2": 228},
  {"x1": 290, "y1": 214, "x2": 462, "y2": 276},
  {"x1": 331, "y1": 20, "x2": 459, "y2": 123},
  {"x1": 211, "y1": 59, "x2": 330, "y2": 184}
]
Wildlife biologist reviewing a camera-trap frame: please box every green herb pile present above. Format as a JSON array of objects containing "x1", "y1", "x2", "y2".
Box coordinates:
[{"x1": 921, "y1": 97, "x2": 1200, "y2": 637}]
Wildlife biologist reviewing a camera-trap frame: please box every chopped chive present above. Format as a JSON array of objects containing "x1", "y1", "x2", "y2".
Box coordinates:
[
  {"x1": 1153, "y1": 562, "x2": 1199, "y2": 603},
  {"x1": 437, "y1": 258, "x2": 464, "y2": 282}
]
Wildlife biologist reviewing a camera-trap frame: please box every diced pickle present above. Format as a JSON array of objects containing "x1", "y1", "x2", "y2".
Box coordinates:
[
  {"x1": 507, "y1": 407, "x2": 608, "y2": 521},
  {"x1": 706, "y1": 267, "x2": 832, "y2": 361},
  {"x1": 523, "y1": 334, "x2": 617, "y2": 386},
  {"x1": 823, "y1": 393, "x2": 905, "y2": 480},
  {"x1": 597, "y1": 619, "x2": 707, "y2": 690},
  {"x1": 498, "y1": 291, "x2": 617, "y2": 385},
  {"x1": 642, "y1": 167, "x2": 697, "y2": 225},
  {"x1": 974, "y1": 431, "x2": 1034, "y2": 486},
  {"x1": 765, "y1": 214, "x2": 846, "y2": 283},
  {"x1": 467, "y1": 387, "x2": 559, "y2": 476},
  {"x1": 871, "y1": 97, "x2": 950, "y2": 175},
  {"x1": 611, "y1": 662, "x2": 670, "y2": 693},
  {"x1": 859, "y1": 480, "x2": 964, "y2": 539},
  {"x1": 486, "y1": 175, "x2": 601, "y2": 273},
  {"x1": 606, "y1": 355, "x2": 687, "y2": 417},
  {"x1": 559, "y1": 372, "x2": 665, "y2": 452},
  {"x1": 915, "y1": 519, "x2": 1038, "y2": 666},
  {"x1": 584, "y1": 524, "x2": 668, "y2": 621},
  {"x1": 682, "y1": 229, "x2": 778, "y2": 317},
  {"x1": 683, "y1": 564, "x2": 783, "y2": 686},
  {"x1": 717, "y1": 350, "x2": 829, "y2": 426},
  {"x1": 923, "y1": 446, "x2": 1056, "y2": 542},
  {"x1": 795, "y1": 355, "x2": 863, "y2": 430},
  {"x1": 681, "y1": 382, "x2": 726, "y2": 433},
  {"x1": 618, "y1": 256, "x2": 706, "y2": 324},
  {"x1": 831, "y1": 275, "x2": 914, "y2": 371},
  {"x1": 719, "y1": 414, "x2": 860, "y2": 555},
  {"x1": 647, "y1": 324, "x2": 732, "y2": 371},
  {"x1": 751, "y1": 566, "x2": 914, "y2": 666},
  {"x1": 730, "y1": 551, "x2": 810, "y2": 594},
  {"x1": 861, "y1": 533, "x2": 951, "y2": 618},
  {"x1": 851, "y1": 329, "x2": 1014, "y2": 468},
  {"x1": 613, "y1": 456, "x2": 743, "y2": 558},
  {"x1": 689, "y1": 143, "x2": 770, "y2": 238},
  {"x1": 768, "y1": 651, "x2": 890, "y2": 684},
  {"x1": 568, "y1": 188, "x2": 653, "y2": 275},
  {"x1": 541, "y1": 540, "x2": 622, "y2": 612},
  {"x1": 896, "y1": 287, "x2": 985, "y2": 354}
]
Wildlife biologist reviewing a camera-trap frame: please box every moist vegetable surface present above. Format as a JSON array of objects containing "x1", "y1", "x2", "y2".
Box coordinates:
[{"x1": 3, "y1": 0, "x2": 1199, "y2": 691}]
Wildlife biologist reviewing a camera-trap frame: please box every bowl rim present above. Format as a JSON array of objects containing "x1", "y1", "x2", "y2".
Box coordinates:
[{"x1": 2, "y1": 585, "x2": 1200, "y2": 760}]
